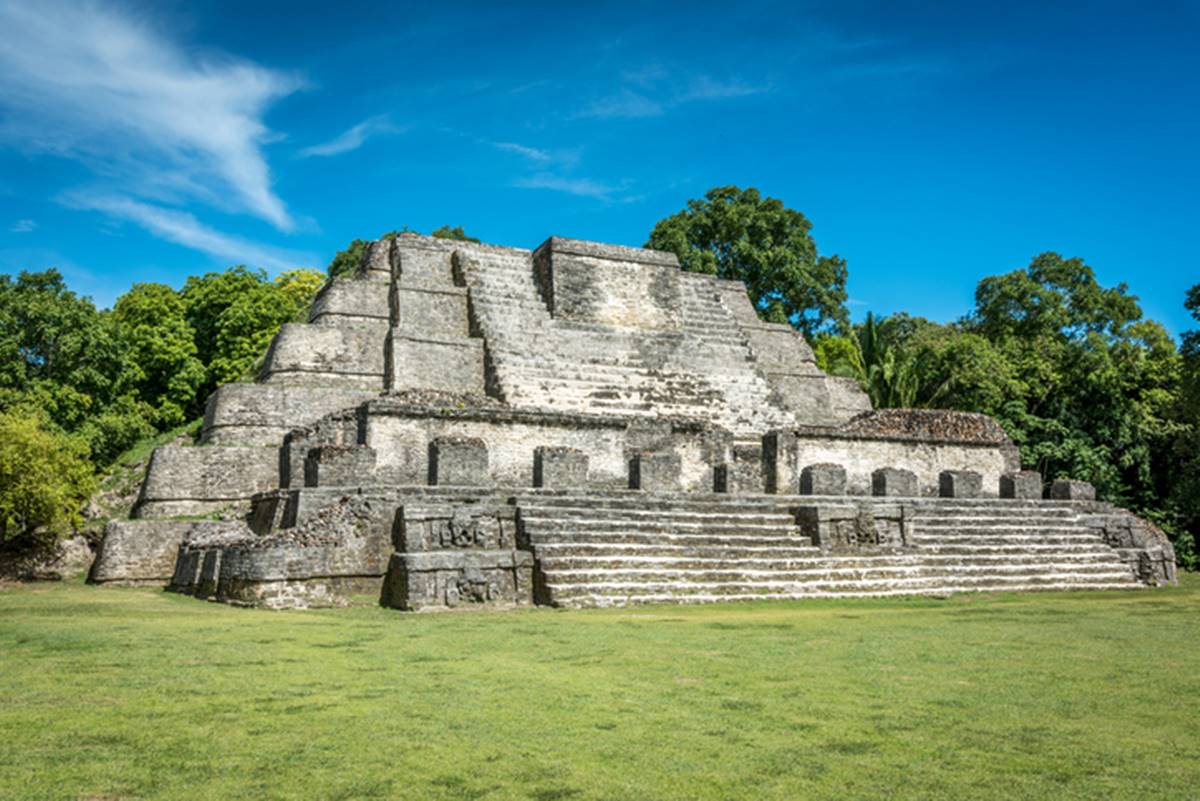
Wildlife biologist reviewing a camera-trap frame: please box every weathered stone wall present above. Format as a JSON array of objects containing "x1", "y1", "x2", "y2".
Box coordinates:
[
  {"x1": 201, "y1": 384, "x2": 376, "y2": 446},
  {"x1": 381, "y1": 499, "x2": 534, "y2": 610},
  {"x1": 360, "y1": 401, "x2": 729, "y2": 491},
  {"x1": 765, "y1": 411, "x2": 1019, "y2": 497},
  {"x1": 308, "y1": 276, "x2": 390, "y2": 324},
  {"x1": 260, "y1": 321, "x2": 388, "y2": 388},
  {"x1": 134, "y1": 445, "x2": 280, "y2": 518},
  {"x1": 89, "y1": 519, "x2": 197, "y2": 584},
  {"x1": 533, "y1": 237, "x2": 683, "y2": 332}
]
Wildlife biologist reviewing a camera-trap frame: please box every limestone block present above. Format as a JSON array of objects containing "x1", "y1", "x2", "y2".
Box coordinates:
[
  {"x1": 304, "y1": 446, "x2": 377, "y2": 487},
  {"x1": 380, "y1": 550, "x2": 534, "y2": 611},
  {"x1": 134, "y1": 445, "x2": 281, "y2": 518},
  {"x1": 201, "y1": 383, "x2": 376, "y2": 446},
  {"x1": 356, "y1": 239, "x2": 394, "y2": 281},
  {"x1": 762, "y1": 430, "x2": 799, "y2": 494},
  {"x1": 428, "y1": 437, "x2": 489, "y2": 486},
  {"x1": 800, "y1": 463, "x2": 847, "y2": 496},
  {"x1": 532, "y1": 237, "x2": 682, "y2": 332},
  {"x1": 714, "y1": 445, "x2": 763, "y2": 494},
  {"x1": 393, "y1": 286, "x2": 469, "y2": 338},
  {"x1": 796, "y1": 502, "x2": 908, "y2": 551},
  {"x1": 308, "y1": 277, "x2": 390, "y2": 324},
  {"x1": 939, "y1": 470, "x2": 983, "y2": 498},
  {"x1": 90, "y1": 519, "x2": 197, "y2": 584},
  {"x1": 387, "y1": 332, "x2": 484, "y2": 393},
  {"x1": 533, "y1": 446, "x2": 588, "y2": 488},
  {"x1": 872, "y1": 467, "x2": 919, "y2": 497},
  {"x1": 1049, "y1": 479, "x2": 1096, "y2": 501},
  {"x1": 1000, "y1": 470, "x2": 1043, "y2": 500},
  {"x1": 259, "y1": 321, "x2": 387, "y2": 387},
  {"x1": 630, "y1": 451, "x2": 681, "y2": 492},
  {"x1": 394, "y1": 237, "x2": 457, "y2": 287},
  {"x1": 393, "y1": 502, "x2": 518, "y2": 553}
]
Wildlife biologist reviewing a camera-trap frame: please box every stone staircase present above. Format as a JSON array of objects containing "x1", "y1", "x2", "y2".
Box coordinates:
[
  {"x1": 516, "y1": 494, "x2": 1142, "y2": 607},
  {"x1": 459, "y1": 250, "x2": 793, "y2": 433}
]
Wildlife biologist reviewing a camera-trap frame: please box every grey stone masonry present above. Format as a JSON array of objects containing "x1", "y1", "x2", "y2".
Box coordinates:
[
  {"x1": 800, "y1": 463, "x2": 848, "y2": 496},
  {"x1": 97, "y1": 232, "x2": 1175, "y2": 608},
  {"x1": 381, "y1": 500, "x2": 535, "y2": 610},
  {"x1": 428, "y1": 437, "x2": 490, "y2": 486},
  {"x1": 714, "y1": 445, "x2": 763, "y2": 494},
  {"x1": 533, "y1": 446, "x2": 589, "y2": 488},
  {"x1": 630, "y1": 451, "x2": 682, "y2": 492},
  {"x1": 872, "y1": 467, "x2": 919, "y2": 497},
  {"x1": 1000, "y1": 470, "x2": 1043, "y2": 500},
  {"x1": 1050, "y1": 479, "x2": 1096, "y2": 501},
  {"x1": 90, "y1": 520, "x2": 198, "y2": 584},
  {"x1": 762, "y1": 431, "x2": 799, "y2": 494},
  {"x1": 304, "y1": 446, "x2": 377, "y2": 487},
  {"x1": 939, "y1": 470, "x2": 983, "y2": 498}
]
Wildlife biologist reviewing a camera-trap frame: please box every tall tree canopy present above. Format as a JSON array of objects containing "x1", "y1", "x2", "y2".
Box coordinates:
[
  {"x1": 0, "y1": 262, "x2": 326, "y2": 542},
  {"x1": 646, "y1": 186, "x2": 849, "y2": 338},
  {"x1": 816, "y1": 255, "x2": 1194, "y2": 566},
  {"x1": 0, "y1": 410, "x2": 96, "y2": 543}
]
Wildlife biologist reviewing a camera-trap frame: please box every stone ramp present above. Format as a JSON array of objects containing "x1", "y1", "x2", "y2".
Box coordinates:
[{"x1": 517, "y1": 494, "x2": 1142, "y2": 608}]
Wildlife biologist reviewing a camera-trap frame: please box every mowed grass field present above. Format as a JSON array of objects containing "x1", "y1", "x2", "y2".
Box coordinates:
[{"x1": 2, "y1": 578, "x2": 1199, "y2": 801}]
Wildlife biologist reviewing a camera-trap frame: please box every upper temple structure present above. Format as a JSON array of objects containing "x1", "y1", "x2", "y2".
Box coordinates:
[{"x1": 89, "y1": 234, "x2": 1178, "y2": 609}]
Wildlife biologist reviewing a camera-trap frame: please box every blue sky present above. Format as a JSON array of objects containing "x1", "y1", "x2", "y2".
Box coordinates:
[{"x1": 0, "y1": 0, "x2": 1196, "y2": 335}]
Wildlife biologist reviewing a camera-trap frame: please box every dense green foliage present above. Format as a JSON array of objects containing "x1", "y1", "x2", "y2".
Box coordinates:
[
  {"x1": 647, "y1": 186, "x2": 850, "y2": 337},
  {"x1": 2, "y1": 580, "x2": 1198, "y2": 799},
  {"x1": 0, "y1": 266, "x2": 322, "y2": 542},
  {"x1": 812, "y1": 256, "x2": 1197, "y2": 566},
  {"x1": 0, "y1": 411, "x2": 96, "y2": 542}
]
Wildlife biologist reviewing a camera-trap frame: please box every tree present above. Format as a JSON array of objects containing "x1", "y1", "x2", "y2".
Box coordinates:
[
  {"x1": 181, "y1": 266, "x2": 324, "y2": 396},
  {"x1": 431, "y1": 225, "x2": 480, "y2": 243},
  {"x1": 647, "y1": 186, "x2": 849, "y2": 337},
  {"x1": 0, "y1": 411, "x2": 96, "y2": 543},
  {"x1": 1166, "y1": 283, "x2": 1200, "y2": 568},
  {"x1": 112, "y1": 283, "x2": 206, "y2": 428},
  {"x1": 205, "y1": 269, "x2": 324, "y2": 386},
  {"x1": 0, "y1": 270, "x2": 151, "y2": 466}
]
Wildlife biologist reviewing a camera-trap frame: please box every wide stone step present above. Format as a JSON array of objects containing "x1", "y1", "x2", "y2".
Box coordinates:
[
  {"x1": 546, "y1": 572, "x2": 1139, "y2": 601},
  {"x1": 532, "y1": 543, "x2": 822, "y2": 559},
  {"x1": 912, "y1": 542, "x2": 1115, "y2": 555},
  {"x1": 908, "y1": 504, "x2": 1079, "y2": 516},
  {"x1": 907, "y1": 522, "x2": 1099, "y2": 534},
  {"x1": 911, "y1": 533, "x2": 1102, "y2": 546},
  {"x1": 542, "y1": 561, "x2": 1132, "y2": 585},
  {"x1": 552, "y1": 581, "x2": 1143, "y2": 607},
  {"x1": 915, "y1": 517, "x2": 1081, "y2": 528},
  {"x1": 538, "y1": 551, "x2": 1124, "y2": 571},
  {"x1": 516, "y1": 495, "x2": 794, "y2": 512},
  {"x1": 524, "y1": 531, "x2": 808, "y2": 548},
  {"x1": 520, "y1": 515, "x2": 792, "y2": 534},
  {"x1": 520, "y1": 507, "x2": 795, "y2": 524}
]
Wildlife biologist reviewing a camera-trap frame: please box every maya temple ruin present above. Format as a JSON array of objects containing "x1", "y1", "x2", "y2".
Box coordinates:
[{"x1": 88, "y1": 233, "x2": 1178, "y2": 609}]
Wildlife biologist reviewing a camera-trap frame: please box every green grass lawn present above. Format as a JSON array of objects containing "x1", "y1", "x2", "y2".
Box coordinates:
[{"x1": 2, "y1": 578, "x2": 1199, "y2": 801}]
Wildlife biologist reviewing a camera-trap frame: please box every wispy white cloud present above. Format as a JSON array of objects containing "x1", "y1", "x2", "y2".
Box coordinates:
[
  {"x1": 577, "y1": 70, "x2": 769, "y2": 120},
  {"x1": 9, "y1": 218, "x2": 36, "y2": 233},
  {"x1": 576, "y1": 89, "x2": 665, "y2": 120},
  {"x1": 679, "y1": 76, "x2": 766, "y2": 102},
  {"x1": 514, "y1": 173, "x2": 631, "y2": 201},
  {"x1": 0, "y1": 0, "x2": 301, "y2": 230},
  {"x1": 63, "y1": 192, "x2": 317, "y2": 273},
  {"x1": 492, "y1": 141, "x2": 553, "y2": 163},
  {"x1": 298, "y1": 114, "x2": 401, "y2": 158}
]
